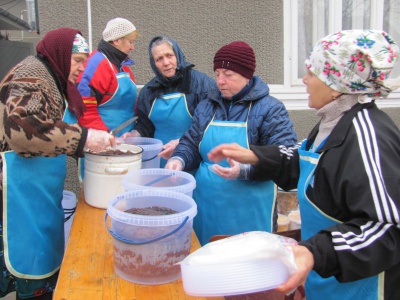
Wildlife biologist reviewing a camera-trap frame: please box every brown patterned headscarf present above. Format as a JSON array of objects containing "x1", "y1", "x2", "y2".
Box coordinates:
[{"x1": 36, "y1": 27, "x2": 87, "y2": 118}]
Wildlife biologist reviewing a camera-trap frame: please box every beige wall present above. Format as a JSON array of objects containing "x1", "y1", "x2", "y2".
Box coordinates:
[
  {"x1": 36, "y1": 0, "x2": 400, "y2": 135},
  {"x1": 38, "y1": 0, "x2": 284, "y2": 85}
]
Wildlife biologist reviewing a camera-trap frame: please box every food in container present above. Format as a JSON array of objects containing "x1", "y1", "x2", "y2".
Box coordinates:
[
  {"x1": 277, "y1": 213, "x2": 290, "y2": 232},
  {"x1": 288, "y1": 210, "x2": 301, "y2": 230},
  {"x1": 106, "y1": 190, "x2": 197, "y2": 285},
  {"x1": 277, "y1": 188, "x2": 298, "y2": 215}
]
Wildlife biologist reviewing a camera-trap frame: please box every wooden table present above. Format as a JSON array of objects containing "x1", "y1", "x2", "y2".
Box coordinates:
[{"x1": 53, "y1": 189, "x2": 222, "y2": 300}]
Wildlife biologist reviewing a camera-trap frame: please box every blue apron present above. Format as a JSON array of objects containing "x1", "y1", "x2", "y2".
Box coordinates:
[
  {"x1": 79, "y1": 58, "x2": 137, "y2": 180},
  {"x1": 1, "y1": 107, "x2": 76, "y2": 279},
  {"x1": 149, "y1": 92, "x2": 192, "y2": 167},
  {"x1": 297, "y1": 139, "x2": 382, "y2": 300},
  {"x1": 193, "y1": 106, "x2": 275, "y2": 245}
]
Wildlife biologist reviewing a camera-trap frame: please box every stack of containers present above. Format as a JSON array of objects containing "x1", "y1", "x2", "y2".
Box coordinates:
[{"x1": 276, "y1": 188, "x2": 301, "y2": 231}]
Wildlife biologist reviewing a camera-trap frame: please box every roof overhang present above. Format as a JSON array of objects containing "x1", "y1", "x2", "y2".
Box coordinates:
[{"x1": 0, "y1": 8, "x2": 31, "y2": 31}]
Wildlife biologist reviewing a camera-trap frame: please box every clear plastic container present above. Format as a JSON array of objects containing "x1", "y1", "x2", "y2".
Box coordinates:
[
  {"x1": 122, "y1": 168, "x2": 196, "y2": 197},
  {"x1": 288, "y1": 210, "x2": 301, "y2": 230},
  {"x1": 62, "y1": 190, "x2": 76, "y2": 248},
  {"x1": 277, "y1": 188, "x2": 298, "y2": 215},
  {"x1": 124, "y1": 137, "x2": 163, "y2": 169},
  {"x1": 277, "y1": 213, "x2": 290, "y2": 232},
  {"x1": 106, "y1": 190, "x2": 197, "y2": 285}
]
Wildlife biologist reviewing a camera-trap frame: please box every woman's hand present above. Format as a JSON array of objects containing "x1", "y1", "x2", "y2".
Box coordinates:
[
  {"x1": 165, "y1": 158, "x2": 183, "y2": 171},
  {"x1": 84, "y1": 128, "x2": 116, "y2": 153},
  {"x1": 158, "y1": 139, "x2": 179, "y2": 160},
  {"x1": 208, "y1": 143, "x2": 259, "y2": 165},
  {"x1": 210, "y1": 158, "x2": 240, "y2": 179},
  {"x1": 120, "y1": 130, "x2": 140, "y2": 139},
  {"x1": 275, "y1": 245, "x2": 314, "y2": 294}
]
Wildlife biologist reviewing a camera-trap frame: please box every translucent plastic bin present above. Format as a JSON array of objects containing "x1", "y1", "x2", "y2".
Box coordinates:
[
  {"x1": 122, "y1": 168, "x2": 196, "y2": 197},
  {"x1": 106, "y1": 190, "x2": 197, "y2": 285},
  {"x1": 62, "y1": 190, "x2": 76, "y2": 248},
  {"x1": 124, "y1": 137, "x2": 163, "y2": 169}
]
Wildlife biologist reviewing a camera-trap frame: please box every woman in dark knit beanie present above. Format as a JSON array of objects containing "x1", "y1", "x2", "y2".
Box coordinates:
[{"x1": 165, "y1": 41, "x2": 297, "y2": 245}]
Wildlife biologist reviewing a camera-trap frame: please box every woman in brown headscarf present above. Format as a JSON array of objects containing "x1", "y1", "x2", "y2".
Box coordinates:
[{"x1": 0, "y1": 27, "x2": 116, "y2": 300}]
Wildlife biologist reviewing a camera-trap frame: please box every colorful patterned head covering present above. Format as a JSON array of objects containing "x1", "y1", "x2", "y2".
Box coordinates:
[
  {"x1": 305, "y1": 30, "x2": 399, "y2": 100},
  {"x1": 36, "y1": 28, "x2": 87, "y2": 118},
  {"x1": 72, "y1": 34, "x2": 89, "y2": 54}
]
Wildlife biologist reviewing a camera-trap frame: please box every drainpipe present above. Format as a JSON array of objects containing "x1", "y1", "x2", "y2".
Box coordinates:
[
  {"x1": 20, "y1": 10, "x2": 27, "y2": 40},
  {"x1": 87, "y1": 0, "x2": 92, "y2": 52}
]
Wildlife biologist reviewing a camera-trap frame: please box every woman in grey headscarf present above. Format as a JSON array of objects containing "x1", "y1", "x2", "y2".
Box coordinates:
[{"x1": 121, "y1": 36, "x2": 217, "y2": 167}]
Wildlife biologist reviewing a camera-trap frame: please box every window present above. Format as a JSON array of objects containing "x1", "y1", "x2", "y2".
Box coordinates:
[{"x1": 276, "y1": 0, "x2": 400, "y2": 109}]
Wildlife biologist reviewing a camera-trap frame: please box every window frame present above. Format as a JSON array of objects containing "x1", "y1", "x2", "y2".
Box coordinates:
[{"x1": 271, "y1": 0, "x2": 400, "y2": 110}]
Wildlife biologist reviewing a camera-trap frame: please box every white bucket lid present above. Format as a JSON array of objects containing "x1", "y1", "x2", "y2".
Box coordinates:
[
  {"x1": 107, "y1": 189, "x2": 197, "y2": 226},
  {"x1": 122, "y1": 168, "x2": 196, "y2": 195}
]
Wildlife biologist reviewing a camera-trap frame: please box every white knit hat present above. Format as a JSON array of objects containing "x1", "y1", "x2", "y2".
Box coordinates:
[{"x1": 102, "y1": 18, "x2": 137, "y2": 42}]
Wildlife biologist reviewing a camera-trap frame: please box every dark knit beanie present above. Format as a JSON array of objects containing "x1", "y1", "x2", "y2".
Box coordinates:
[{"x1": 213, "y1": 41, "x2": 256, "y2": 79}]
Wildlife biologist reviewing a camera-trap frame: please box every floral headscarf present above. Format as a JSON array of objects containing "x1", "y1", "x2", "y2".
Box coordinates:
[
  {"x1": 36, "y1": 28, "x2": 87, "y2": 118},
  {"x1": 305, "y1": 30, "x2": 399, "y2": 101},
  {"x1": 72, "y1": 34, "x2": 89, "y2": 54}
]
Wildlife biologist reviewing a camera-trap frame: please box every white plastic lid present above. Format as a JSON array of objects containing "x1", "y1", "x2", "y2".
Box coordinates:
[{"x1": 122, "y1": 168, "x2": 196, "y2": 195}]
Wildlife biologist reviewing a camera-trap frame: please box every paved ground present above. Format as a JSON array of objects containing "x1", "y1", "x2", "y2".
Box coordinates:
[{"x1": 3, "y1": 292, "x2": 15, "y2": 299}]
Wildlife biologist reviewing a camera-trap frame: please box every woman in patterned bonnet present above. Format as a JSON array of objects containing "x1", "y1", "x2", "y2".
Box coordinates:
[{"x1": 208, "y1": 30, "x2": 400, "y2": 300}]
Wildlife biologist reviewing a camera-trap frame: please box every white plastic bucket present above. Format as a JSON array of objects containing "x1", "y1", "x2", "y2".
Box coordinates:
[
  {"x1": 106, "y1": 189, "x2": 197, "y2": 285},
  {"x1": 124, "y1": 137, "x2": 163, "y2": 169},
  {"x1": 122, "y1": 168, "x2": 196, "y2": 197},
  {"x1": 62, "y1": 190, "x2": 76, "y2": 248},
  {"x1": 84, "y1": 144, "x2": 142, "y2": 209}
]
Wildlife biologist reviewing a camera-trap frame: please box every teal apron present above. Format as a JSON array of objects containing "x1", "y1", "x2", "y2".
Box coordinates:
[
  {"x1": 79, "y1": 58, "x2": 137, "y2": 180},
  {"x1": 149, "y1": 92, "x2": 192, "y2": 167},
  {"x1": 1, "y1": 107, "x2": 76, "y2": 279},
  {"x1": 193, "y1": 106, "x2": 275, "y2": 245},
  {"x1": 297, "y1": 139, "x2": 382, "y2": 300}
]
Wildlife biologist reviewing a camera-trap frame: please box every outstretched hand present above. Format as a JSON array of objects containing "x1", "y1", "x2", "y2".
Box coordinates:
[
  {"x1": 208, "y1": 143, "x2": 259, "y2": 165},
  {"x1": 210, "y1": 158, "x2": 240, "y2": 179}
]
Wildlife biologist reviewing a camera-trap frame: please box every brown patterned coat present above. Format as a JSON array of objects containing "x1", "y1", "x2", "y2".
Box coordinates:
[{"x1": 0, "y1": 55, "x2": 87, "y2": 190}]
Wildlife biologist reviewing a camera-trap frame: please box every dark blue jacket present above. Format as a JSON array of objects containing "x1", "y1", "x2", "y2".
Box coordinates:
[
  {"x1": 173, "y1": 76, "x2": 298, "y2": 171},
  {"x1": 134, "y1": 36, "x2": 217, "y2": 137}
]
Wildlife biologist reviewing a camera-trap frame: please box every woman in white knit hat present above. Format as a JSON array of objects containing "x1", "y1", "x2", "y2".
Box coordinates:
[
  {"x1": 208, "y1": 30, "x2": 400, "y2": 300},
  {"x1": 77, "y1": 17, "x2": 139, "y2": 179}
]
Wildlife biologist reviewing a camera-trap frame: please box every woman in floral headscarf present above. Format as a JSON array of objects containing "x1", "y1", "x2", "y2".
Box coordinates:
[
  {"x1": 208, "y1": 30, "x2": 400, "y2": 300},
  {"x1": 0, "y1": 28, "x2": 116, "y2": 300}
]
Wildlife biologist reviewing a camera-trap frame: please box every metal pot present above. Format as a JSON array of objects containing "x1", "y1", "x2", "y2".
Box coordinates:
[{"x1": 84, "y1": 144, "x2": 143, "y2": 209}]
